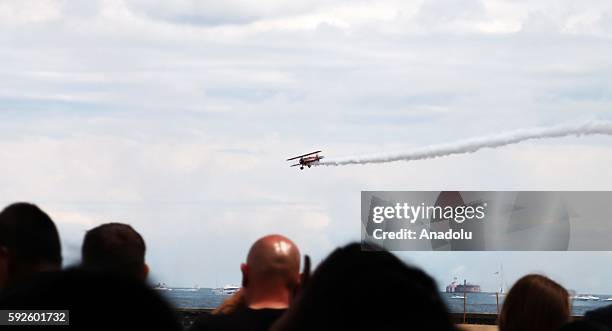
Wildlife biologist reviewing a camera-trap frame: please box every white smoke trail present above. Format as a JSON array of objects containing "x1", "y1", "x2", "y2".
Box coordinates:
[{"x1": 318, "y1": 120, "x2": 612, "y2": 166}]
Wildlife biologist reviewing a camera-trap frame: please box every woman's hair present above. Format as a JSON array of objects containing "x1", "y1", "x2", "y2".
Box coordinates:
[
  {"x1": 271, "y1": 243, "x2": 455, "y2": 331},
  {"x1": 499, "y1": 274, "x2": 570, "y2": 331}
]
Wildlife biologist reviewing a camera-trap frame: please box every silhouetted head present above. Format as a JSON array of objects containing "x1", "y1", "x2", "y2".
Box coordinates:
[
  {"x1": 0, "y1": 267, "x2": 181, "y2": 331},
  {"x1": 271, "y1": 243, "x2": 455, "y2": 331},
  {"x1": 82, "y1": 223, "x2": 148, "y2": 281},
  {"x1": 0, "y1": 202, "x2": 62, "y2": 289},
  {"x1": 240, "y1": 234, "x2": 301, "y2": 309},
  {"x1": 499, "y1": 274, "x2": 570, "y2": 331}
]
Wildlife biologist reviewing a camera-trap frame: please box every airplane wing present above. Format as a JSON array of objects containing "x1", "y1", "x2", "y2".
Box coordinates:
[
  {"x1": 286, "y1": 150, "x2": 322, "y2": 161},
  {"x1": 290, "y1": 163, "x2": 301, "y2": 167}
]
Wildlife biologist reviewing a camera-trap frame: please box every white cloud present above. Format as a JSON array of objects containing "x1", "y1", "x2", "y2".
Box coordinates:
[
  {"x1": 0, "y1": 0, "x2": 62, "y2": 24},
  {"x1": 1, "y1": 0, "x2": 612, "y2": 290}
]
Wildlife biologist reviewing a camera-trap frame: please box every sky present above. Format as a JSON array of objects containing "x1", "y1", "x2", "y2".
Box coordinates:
[{"x1": 1, "y1": 0, "x2": 612, "y2": 293}]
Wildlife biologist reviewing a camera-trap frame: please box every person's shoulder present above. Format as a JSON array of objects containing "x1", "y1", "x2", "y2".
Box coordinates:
[
  {"x1": 241, "y1": 307, "x2": 287, "y2": 329},
  {"x1": 248, "y1": 307, "x2": 286, "y2": 319},
  {"x1": 585, "y1": 305, "x2": 612, "y2": 328},
  {"x1": 586, "y1": 305, "x2": 612, "y2": 317},
  {"x1": 189, "y1": 308, "x2": 286, "y2": 331},
  {"x1": 0, "y1": 271, "x2": 62, "y2": 307},
  {"x1": 189, "y1": 313, "x2": 232, "y2": 331}
]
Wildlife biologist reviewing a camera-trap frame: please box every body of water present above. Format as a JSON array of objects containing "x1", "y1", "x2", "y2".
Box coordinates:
[
  {"x1": 158, "y1": 288, "x2": 612, "y2": 316},
  {"x1": 442, "y1": 292, "x2": 611, "y2": 316}
]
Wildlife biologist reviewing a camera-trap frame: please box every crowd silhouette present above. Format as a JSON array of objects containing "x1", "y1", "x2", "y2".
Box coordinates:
[{"x1": 1, "y1": 202, "x2": 611, "y2": 331}]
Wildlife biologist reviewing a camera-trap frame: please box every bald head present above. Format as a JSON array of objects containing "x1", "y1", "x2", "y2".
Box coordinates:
[
  {"x1": 241, "y1": 235, "x2": 301, "y2": 308},
  {"x1": 246, "y1": 235, "x2": 300, "y2": 281}
]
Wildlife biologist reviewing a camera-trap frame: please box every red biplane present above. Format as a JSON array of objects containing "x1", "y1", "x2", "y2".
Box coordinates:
[{"x1": 286, "y1": 150, "x2": 324, "y2": 170}]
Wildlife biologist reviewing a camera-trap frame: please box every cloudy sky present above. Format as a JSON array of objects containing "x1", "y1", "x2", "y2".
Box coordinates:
[{"x1": 2, "y1": 0, "x2": 612, "y2": 293}]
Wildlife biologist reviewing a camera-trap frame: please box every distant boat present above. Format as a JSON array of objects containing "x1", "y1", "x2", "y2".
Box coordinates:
[
  {"x1": 153, "y1": 282, "x2": 172, "y2": 291},
  {"x1": 213, "y1": 284, "x2": 240, "y2": 296},
  {"x1": 179, "y1": 284, "x2": 200, "y2": 292},
  {"x1": 573, "y1": 295, "x2": 600, "y2": 301},
  {"x1": 175, "y1": 286, "x2": 199, "y2": 292},
  {"x1": 446, "y1": 278, "x2": 481, "y2": 293},
  {"x1": 451, "y1": 295, "x2": 465, "y2": 299}
]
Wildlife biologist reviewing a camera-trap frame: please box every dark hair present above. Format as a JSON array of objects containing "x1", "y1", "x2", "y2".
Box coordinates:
[
  {"x1": 0, "y1": 268, "x2": 181, "y2": 331},
  {"x1": 272, "y1": 243, "x2": 455, "y2": 331},
  {"x1": 0, "y1": 202, "x2": 62, "y2": 266},
  {"x1": 82, "y1": 223, "x2": 146, "y2": 278},
  {"x1": 499, "y1": 274, "x2": 570, "y2": 331}
]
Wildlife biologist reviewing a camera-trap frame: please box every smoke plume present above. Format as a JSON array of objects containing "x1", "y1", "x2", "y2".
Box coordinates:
[{"x1": 318, "y1": 120, "x2": 612, "y2": 166}]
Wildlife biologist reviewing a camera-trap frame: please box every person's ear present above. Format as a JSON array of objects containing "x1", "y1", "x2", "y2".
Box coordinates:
[
  {"x1": 291, "y1": 255, "x2": 310, "y2": 302},
  {"x1": 300, "y1": 255, "x2": 311, "y2": 287},
  {"x1": 142, "y1": 263, "x2": 149, "y2": 281},
  {"x1": 240, "y1": 263, "x2": 248, "y2": 287},
  {"x1": 0, "y1": 246, "x2": 10, "y2": 289}
]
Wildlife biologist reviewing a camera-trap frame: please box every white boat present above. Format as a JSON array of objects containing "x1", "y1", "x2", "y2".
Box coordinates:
[
  {"x1": 183, "y1": 284, "x2": 200, "y2": 292},
  {"x1": 573, "y1": 295, "x2": 599, "y2": 301},
  {"x1": 573, "y1": 295, "x2": 589, "y2": 300},
  {"x1": 213, "y1": 284, "x2": 240, "y2": 295},
  {"x1": 153, "y1": 282, "x2": 172, "y2": 291},
  {"x1": 175, "y1": 285, "x2": 199, "y2": 292},
  {"x1": 451, "y1": 295, "x2": 465, "y2": 299}
]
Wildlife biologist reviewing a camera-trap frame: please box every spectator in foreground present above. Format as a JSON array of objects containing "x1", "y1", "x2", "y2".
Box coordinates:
[
  {"x1": 499, "y1": 274, "x2": 570, "y2": 331},
  {"x1": 584, "y1": 296, "x2": 612, "y2": 331},
  {"x1": 561, "y1": 320, "x2": 609, "y2": 331},
  {"x1": 0, "y1": 267, "x2": 181, "y2": 331},
  {"x1": 270, "y1": 243, "x2": 455, "y2": 331},
  {"x1": 81, "y1": 223, "x2": 148, "y2": 281},
  {"x1": 211, "y1": 254, "x2": 310, "y2": 316},
  {"x1": 0, "y1": 203, "x2": 62, "y2": 290},
  {"x1": 190, "y1": 234, "x2": 301, "y2": 331}
]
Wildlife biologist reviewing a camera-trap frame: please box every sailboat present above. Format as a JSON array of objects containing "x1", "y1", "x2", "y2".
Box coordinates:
[
  {"x1": 497, "y1": 264, "x2": 506, "y2": 296},
  {"x1": 491, "y1": 264, "x2": 506, "y2": 297}
]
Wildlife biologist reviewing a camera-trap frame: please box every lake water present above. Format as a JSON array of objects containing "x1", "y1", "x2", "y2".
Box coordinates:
[
  {"x1": 159, "y1": 288, "x2": 612, "y2": 316},
  {"x1": 441, "y1": 292, "x2": 611, "y2": 316}
]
